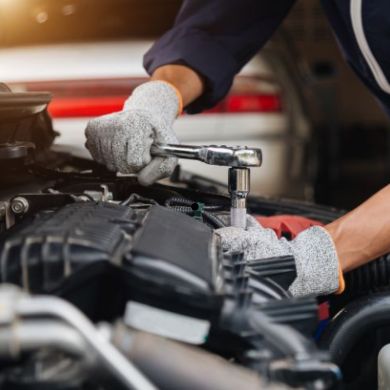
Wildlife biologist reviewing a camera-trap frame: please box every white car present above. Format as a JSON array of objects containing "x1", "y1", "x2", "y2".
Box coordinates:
[{"x1": 0, "y1": 1, "x2": 312, "y2": 198}]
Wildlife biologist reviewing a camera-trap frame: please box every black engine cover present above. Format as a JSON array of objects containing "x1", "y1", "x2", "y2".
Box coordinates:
[
  {"x1": 0, "y1": 202, "x2": 220, "y2": 320},
  {"x1": 0, "y1": 202, "x2": 134, "y2": 291},
  {"x1": 132, "y1": 205, "x2": 217, "y2": 292}
]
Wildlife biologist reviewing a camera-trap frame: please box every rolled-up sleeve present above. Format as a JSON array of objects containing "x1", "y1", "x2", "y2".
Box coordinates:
[{"x1": 144, "y1": 0, "x2": 296, "y2": 113}]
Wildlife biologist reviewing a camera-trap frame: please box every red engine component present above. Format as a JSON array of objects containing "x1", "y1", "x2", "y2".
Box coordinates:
[{"x1": 255, "y1": 215, "x2": 324, "y2": 239}]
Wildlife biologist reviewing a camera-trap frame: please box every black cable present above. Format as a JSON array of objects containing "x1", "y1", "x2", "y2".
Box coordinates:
[
  {"x1": 202, "y1": 210, "x2": 226, "y2": 228},
  {"x1": 165, "y1": 197, "x2": 224, "y2": 211},
  {"x1": 165, "y1": 196, "x2": 227, "y2": 229}
]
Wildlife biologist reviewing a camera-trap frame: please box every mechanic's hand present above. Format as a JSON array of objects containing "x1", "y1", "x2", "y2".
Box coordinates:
[
  {"x1": 216, "y1": 216, "x2": 341, "y2": 297},
  {"x1": 85, "y1": 81, "x2": 181, "y2": 185}
]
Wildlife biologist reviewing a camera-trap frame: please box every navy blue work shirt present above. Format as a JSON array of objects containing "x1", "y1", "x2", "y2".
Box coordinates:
[{"x1": 144, "y1": 0, "x2": 390, "y2": 116}]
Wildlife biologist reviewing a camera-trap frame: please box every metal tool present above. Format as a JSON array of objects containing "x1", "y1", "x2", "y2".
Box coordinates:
[{"x1": 151, "y1": 144, "x2": 262, "y2": 229}]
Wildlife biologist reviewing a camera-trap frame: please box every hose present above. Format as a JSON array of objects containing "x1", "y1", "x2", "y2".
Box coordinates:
[
  {"x1": 320, "y1": 293, "x2": 390, "y2": 365},
  {"x1": 343, "y1": 253, "x2": 390, "y2": 295}
]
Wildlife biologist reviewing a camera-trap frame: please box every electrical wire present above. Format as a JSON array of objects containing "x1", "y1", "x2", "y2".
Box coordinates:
[{"x1": 164, "y1": 197, "x2": 227, "y2": 229}]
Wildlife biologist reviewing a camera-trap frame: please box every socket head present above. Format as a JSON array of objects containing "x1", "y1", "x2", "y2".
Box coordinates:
[{"x1": 228, "y1": 167, "x2": 250, "y2": 194}]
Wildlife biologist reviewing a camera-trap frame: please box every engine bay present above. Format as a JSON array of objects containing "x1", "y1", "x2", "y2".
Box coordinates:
[{"x1": 0, "y1": 87, "x2": 389, "y2": 389}]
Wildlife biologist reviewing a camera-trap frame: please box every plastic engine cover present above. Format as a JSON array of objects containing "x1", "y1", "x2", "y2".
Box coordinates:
[
  {"x1": 0, "y1": 202, "x2": 135, "y2": 291},
  {"x1": 0, "y1": 203, "x2": 220, "y2": 316},
  {"x1": 131, "y1": 205, "x2": 218, "y2": 293}
]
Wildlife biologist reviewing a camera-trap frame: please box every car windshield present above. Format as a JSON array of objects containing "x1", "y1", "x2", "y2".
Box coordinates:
[{"x1": 0, "y1": 0, "x2": 181, "y2": 47}]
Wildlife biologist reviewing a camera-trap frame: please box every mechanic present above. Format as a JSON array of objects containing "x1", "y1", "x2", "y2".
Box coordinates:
[{"x1": 85, "y1": 1, "x2": 390, "y2": 297}]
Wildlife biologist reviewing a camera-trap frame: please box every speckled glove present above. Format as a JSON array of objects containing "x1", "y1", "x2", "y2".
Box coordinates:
[
  {"x1": 216, "y1": 216, "x2": 341, "y2": 297},
  {"x1": 85, "y1": 81, "x2": 181, "y2": 185}
]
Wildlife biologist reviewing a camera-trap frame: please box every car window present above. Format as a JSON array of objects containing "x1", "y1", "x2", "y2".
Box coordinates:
[{"x1": 0, "y1": 0, "x2": 182, "y2": 47}]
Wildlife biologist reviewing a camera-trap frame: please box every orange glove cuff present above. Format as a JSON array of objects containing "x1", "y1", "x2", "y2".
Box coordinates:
[{"x1": 335, "y1": 262, "x2": 346, "y2": 295}]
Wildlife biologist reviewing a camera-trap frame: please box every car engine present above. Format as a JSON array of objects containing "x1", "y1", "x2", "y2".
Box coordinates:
[{"x1": 0, "y1": 86, "x2": 389, "y2": 390}]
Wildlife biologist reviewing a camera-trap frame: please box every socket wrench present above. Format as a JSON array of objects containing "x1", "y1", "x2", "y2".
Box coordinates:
[{"x1": 151, "y1": 144, "x2": 262, "y2": 229}]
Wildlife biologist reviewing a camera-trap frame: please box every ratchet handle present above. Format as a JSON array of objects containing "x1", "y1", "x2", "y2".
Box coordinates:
[
  {"x1": 150, "y1": 144, "x2": 200, "y2": 161},
  {"x1": 150, "y1": 144, "x2": 262, "y2": 167}
]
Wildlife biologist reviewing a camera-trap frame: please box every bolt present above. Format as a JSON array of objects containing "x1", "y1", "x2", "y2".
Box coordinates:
[{"x1": 11, "y1": 197, "x2": 29, "y2": 215}]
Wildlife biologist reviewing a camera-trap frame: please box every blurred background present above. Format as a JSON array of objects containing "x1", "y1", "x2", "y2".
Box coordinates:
[{"x1": 0, "y1": 0, "x2": 389, "y2": 209}]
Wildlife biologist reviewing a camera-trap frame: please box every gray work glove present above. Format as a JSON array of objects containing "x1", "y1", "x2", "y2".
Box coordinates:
[
  {"x1": 85, "y1": 81, "x2": 181, "y2": 185},
  {"x1": 216, "y1": 216, "x2": 340, "y2": 297}
]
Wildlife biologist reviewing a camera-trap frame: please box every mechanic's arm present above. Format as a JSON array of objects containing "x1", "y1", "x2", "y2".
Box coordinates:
[
  {"x1": 85, "y1": 0, "x2": 296, "y2": 183},
  {"x1": 326, "y1": 185, "x2": 390, "y2": 272},
  {"x1": 151, "y1": 64, "x2": 204, "y2": 108},
  {"x1": 144, "y1": 0, "x2": 296, "y2": 113}
]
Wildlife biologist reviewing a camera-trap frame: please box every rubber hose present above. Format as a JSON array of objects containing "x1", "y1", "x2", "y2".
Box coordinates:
[
  {"x1": 344, "y1": 254, "x2": 390, "y2": 295},
  {"x1": 320, "y1": 293, "x2": 390, "y2": 365}
]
